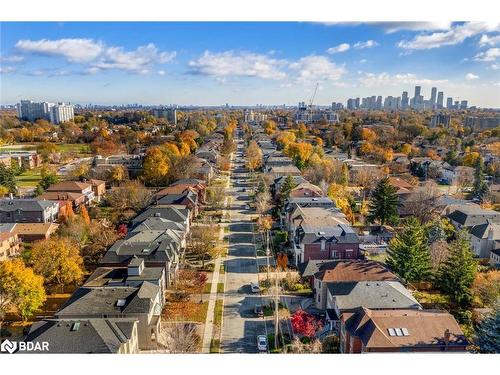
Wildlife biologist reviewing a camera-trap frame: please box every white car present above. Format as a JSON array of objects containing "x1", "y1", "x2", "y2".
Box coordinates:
[
  {"x1": 257, "y1": 335, "x2": 268, "y2": 352},
  {"x1": 244, "y1": 204, "x2": 250, "y2": 209},
  {"x1": 250, "y1": 282, "x2": 260, "y2": 293}
]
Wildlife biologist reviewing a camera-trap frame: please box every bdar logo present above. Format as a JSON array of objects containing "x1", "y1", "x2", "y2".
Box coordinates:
[{"x1": 1, "y1": 339, "x2": 17, "y2": 354}]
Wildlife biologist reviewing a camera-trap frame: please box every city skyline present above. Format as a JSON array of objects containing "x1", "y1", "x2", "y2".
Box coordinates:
[{"x1": 1, "y1": 22, "x2": 500, "y2": 107}]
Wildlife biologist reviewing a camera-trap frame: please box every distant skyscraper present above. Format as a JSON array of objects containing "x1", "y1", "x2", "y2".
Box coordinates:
[
  {"x1": 437, "y1": 91, "x2": 444, "y2": 109},
  {"x1": 376, "y1": 96, "x2": 382, "y2": 109},
  {"x1": 412, "y1": 86, "x2": 422, "y2": 109},
  {"x1": 446, "y1": 97, "x2": 453, "y2": 109},
  {"x1": 355, "y1": 98, "x2": 360, "y2": 108},
  {"x1": 17, "y1": 100, "x2": 53, "y2": 122},
  {"x1": 401, "y1": 91, "x2": 409, "y2": 109},
  {"x1": 460, "y1": 100, "x2": 468, "y2": 110},
  {"x1": 49, "y1": 103, "x2": 75, "y2": 124},
  {"x1": 430, "y1": 87, "x2": 437, "y2": 107}
]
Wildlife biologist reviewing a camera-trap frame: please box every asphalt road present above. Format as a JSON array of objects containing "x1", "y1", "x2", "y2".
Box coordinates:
[{"x1": 220, "y1": 130, "x2": 269, "y2": 353}]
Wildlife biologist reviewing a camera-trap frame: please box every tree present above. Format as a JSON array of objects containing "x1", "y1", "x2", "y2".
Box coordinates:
[
  {"x1": 367, "y1": 177, "x2": 399, "y2": 226},
  {"x1": 290, "y1": 309, "x2": 322, "y2": 338},
  {"x1": 80, "y1": 205, "x2": 91, "y2": 225},
  {"x1": 255, "y1": 189, "x2": 272, "y2": 216},
  {"x1": 106, "y1": 181, "x2": 152, "y2": 222},
  {"x1": 0, "y1": 185, "x2": 9, "y2": 197},
  {"x1": 168, "y1": 154, "x2": 199, "y2": 182},
  {"x1": 157, "y1": 322, "x2": 201, "y2": 353},
  {"x1": 386, "y1": 217, "x2": 432, "y2": 283},
  {"x1": 142, "y1": 146, "x2": 170, "y2": 186},
  {"x1": 188, "y1": 224, "x2": 222, "y2": 267},
  {"x1": 82, "y1": 221, "x2": 120, "y2": 265},
  {"x1": 287, "y1": 336, "x2": 322, "y2": 353},
  {"x1": 470, "y1": 155, "x2": 489, "y2": 201},
  {"x1": 277, "y1": 175, "x2": 296, "y2": 211},
  {"x1": 30, "y1": 237, "x2": 84, "y2": 290},
  {"x1": 109, "y1": 165, "x2": 127, "y2": 186},
  {"x1": 472, "y1": 270, "x2": 500, "y2": 308},
  {"x1": 403, "y1": 181, "x2": 441, "y2": 223},
  {"x1": 37, "y1": 166, "x2": 58, "y2": 192},
  {"x1": 437, "y1": 230, "x2": 477, "y2": 308},
  {"x1": 474, "y1": 305, "x2": 500, "y2": 353},
  {"x1": 246, "y1": 140, "x2": 263, "y2": 172},
  {"x1": 0, "y1": 259, "x2": 46, "y2": 322},
  {"x1": 327, "y1": 183, "x2": 355, "y2": 224},
  {"x1": 206, "y1": 183, "x2": 226, "y2": 211},
  {"x1": 0, "y1": 164, "x2": 17, "y2": 193}
]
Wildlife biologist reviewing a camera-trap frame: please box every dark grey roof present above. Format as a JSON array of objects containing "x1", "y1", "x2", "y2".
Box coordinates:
[
  {"x1": 469, "y1": 222, "x2": 500, "y2": 239},
  {"x1": 84, "y1": 266, "x2": 164, "y2": 287},
  {"x1": 131, "y1": 216, "x2": 186, "y2": 233},
  {"x1": 155, "y1": 191, "x2": 197, "y2": 206},
  {"x1": 56, "y1": 282, "x2": 160, "y2": 317},
  {"x1": 171, "y1": 178, "x2": 204, "y2": 186},
  {"x1": 298, "y1": 259, "x2": 338, "y2": 278},
  {"x1": 24, "y1": 318, "x2": 137, "y2": 353},
  {"x1": 131, "y1": 207, "x2": 189, "y2": 227},
  {"x1": 447, "y1": 206, "x2": 500, "y2": 227},
  {"x1": 0, "y1": 199, "x2": 57, "y2": 212},
  {"x1": 327, "y1": 281, "x2": 421, "y2": 312}
]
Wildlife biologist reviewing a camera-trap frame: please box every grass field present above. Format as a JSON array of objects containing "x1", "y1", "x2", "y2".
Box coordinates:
[
  {"x1": 214, "y1": 299, "x2": 223, "y2": 326},
  {"x1": 15, "y1": 168, "x2": 42, "y2": 187},
  {"x1": 0, "y1": 143, "x2": 91, "y2": 155}
]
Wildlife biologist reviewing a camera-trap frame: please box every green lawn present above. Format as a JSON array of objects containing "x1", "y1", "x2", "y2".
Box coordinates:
[
  {"x1": 366, "y1": 252, "x2": 388, "y2": 264},
  {"x1": 15, "y1": 168, "x2": 42, "y2": 187},
  {"x1": 214, "y1": 299, "x2": 223, "y2": 326},
  {"x1": 210, "y1": 338, "x2": 220, "y2": 353},
  {"x1": 203, "y1": 282, "x2": 225, "y2": 294},
  {"x1": 56, "y1": 143, "x2": 91, "y2": 154}
]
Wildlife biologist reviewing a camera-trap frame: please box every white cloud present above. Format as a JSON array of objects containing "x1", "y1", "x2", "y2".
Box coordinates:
[
  {"x1": 378, "y1": 22, "x2": 453, "y2": 34},
  {"x1": 398, "y1": 22, "x2": 500, "y2": 50},
  {"x1": 16, "y1": 38, "x2": 104, "y2": 62},
  {"x1": 158, "y1": 70, "x2": 166, "y2": 76},
  {"x1": 15, "y1": 38, "x2": 176, "y2": 74},
  {"x1": 479, "y1": 34, "x2": 500, "y2": 46},
  {"x1": 0, "y1": 66, "x2": 16, "y2": 74},
  {"x1": 491, "y1": 63, "x2": 500, "y2": 70},
  {"x1": 188, "y1": 51, "x2": 287, "y2": 80},
  {"x1": 289, "y1": 55, "x2": 346, "y2": 83},
  {"x1": 353, "y1": 40, "x2": 378, "y2": 49},
  {"x1": 358, "y1": 72, "x2": 448, "y2": 87},
  {"x1": 327, "y1": 43, "x2": 350, "y2": 54},
  {"x1": 0, "y1": 55, "x2": 24, "y2": 63},
  {"x1": 359, "y1": 59, "x2": 367, "y2": 63},
  {"x1": 91, "y1": 43, "x2": 176, "y2": 74},
  {"x1": 474, "y1": 47, "x2": 500, "y2": 62},
  {"x1": 465, "y1": 73, "x2": 479, "y2": 80}
]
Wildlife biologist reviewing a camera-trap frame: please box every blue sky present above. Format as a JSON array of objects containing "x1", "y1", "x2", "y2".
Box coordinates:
[{"x1": 1, "y1": 22, "x2": 499, "y2": 107}]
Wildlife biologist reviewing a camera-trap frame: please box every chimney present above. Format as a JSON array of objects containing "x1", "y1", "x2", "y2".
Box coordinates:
[
  {"x1": 444, "y1": 329, "x2": 450, "y2": 346},
  {"x1": 9, "y1": 193, "x2": 13, "y2": 200},
  {"x1": 488, "y1": 227, "x2": 494, "y2": 240}
]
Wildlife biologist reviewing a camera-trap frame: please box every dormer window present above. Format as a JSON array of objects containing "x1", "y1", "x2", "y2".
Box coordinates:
[{"x1": 116, "y1": 299, "x2": 126, "y2": 307}]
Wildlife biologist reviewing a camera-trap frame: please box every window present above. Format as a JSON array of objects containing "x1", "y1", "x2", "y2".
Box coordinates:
[
  {"x1": 346, "y1": 249, "x2": 353, "y2": 258},
  {"x1": 320, "y1": 239, "x2": 326, "y2": 251},
  {"x1": 331, "y1": 250, "x2": 339, "y2": 259}
]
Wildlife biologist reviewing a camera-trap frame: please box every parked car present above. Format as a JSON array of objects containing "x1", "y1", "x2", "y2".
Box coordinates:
[
  {"x1": 244, "y1": 204, "x2": 250, "y2": 209},
  {"x1": 250, "y1": 282, "x2": 260, "y2": 293},
  {"x1": 257, "y1": 335, "x2": 268, "y2": 352},
  {"x1": 254, "y1": 304, "x2": 264, "y2": 317}
]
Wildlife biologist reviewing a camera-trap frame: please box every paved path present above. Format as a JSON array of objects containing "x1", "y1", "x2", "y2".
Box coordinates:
[{"x1": 220, "y1": 129, "x2": 269, "y2": 353}]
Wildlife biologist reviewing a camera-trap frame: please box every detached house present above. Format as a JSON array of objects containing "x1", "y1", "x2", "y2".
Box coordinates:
[
  {"x1": 46, "y1": 181, "x2": 95, "y2": 205},
  {"x1": 55, "y1": 282, "x2": 162, "y2": 350},
  {"x1": 0, "y1": 199, "x2": 59, "y2": 223},
  {"x1": 340, "y1": 307, "x2": 468, "y2": 353}
]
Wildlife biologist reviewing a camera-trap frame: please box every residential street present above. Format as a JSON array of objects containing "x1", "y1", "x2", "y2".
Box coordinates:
[{"x1": 220, "y1": 129, "x2": 270, "y2": 353}]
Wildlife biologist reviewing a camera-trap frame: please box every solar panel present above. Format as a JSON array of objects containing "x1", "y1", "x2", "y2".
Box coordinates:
[
  {"x1": 387, "y1": 328, "x2": 396, "y2": 336},
  {"x1": 401, "y1": 328, "x2": 410, "y2": 336},
  {"x1": 395, "y1": 328, "x2": 404, "y2": 336}
]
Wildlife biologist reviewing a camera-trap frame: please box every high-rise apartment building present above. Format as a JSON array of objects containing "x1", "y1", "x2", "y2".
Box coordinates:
[
  {"x1": 430, "y1": 87, "x2": 437, "y2": 107},
  {"x1": 401, "y1": 91, "x2": 409, "y2": 109},
  {"x1": 49, "y1": 103, "x2": 75, "y2": 124},
  {"x1": 460, "y1": 100, "x2": 468, "y2": 110},
  {"x1": 446, "y1": 97, "x2": 453, "y2": 109},
  {"x1": 17, "y1": 100, "x2": 53, "y2": 122},
  {"x1": 152, "y1": 107, "x2": 177, "y2": 125},
  {"x1": 437, "y1": 91, "x2": 444, "y2": 109}
]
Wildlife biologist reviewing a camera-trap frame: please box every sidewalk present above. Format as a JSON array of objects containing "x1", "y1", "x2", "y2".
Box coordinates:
[{"x1": 201, "y1": 152, "x2": 233, "y2": 353}]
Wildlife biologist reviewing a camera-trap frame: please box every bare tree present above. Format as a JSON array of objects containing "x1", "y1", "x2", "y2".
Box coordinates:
[
  {"x1": 430, "y1": 240, "x2": 450, "y2": 271},
  {"x1": 403, "y1": 181, "x2": 442, "y2": 222},
  {"x1": 188, "y1": 224, "x2": 222, "y2": 267},
  {"x1": 255, "y1": 189, "x2": 272, "y2": 215},
  {"x1": 157, "y1": 322, "x2": 201, "y2": 353},
  {"x1": 287, "y1": 336, "x2": 322, "y2": 353}
]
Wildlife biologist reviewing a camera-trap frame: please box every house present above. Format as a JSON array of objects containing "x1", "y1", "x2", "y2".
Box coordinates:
[
  {"x1": 271, "y1": 175, "x2": 307, "y2": 198},
  {"x1": 93, "y1": 154, "x2": 144, "y2": 178},
  {"x1": 55, "y1": 282, "x2": 162, "y2": 350},
  {"x1": 100, "y1": 229, "x2": 184, "y2": 285},
  {"x1": 266, "y1": 165, "x2": 302, "y2": 179},
  {"x1": 38, "y1": 191, "x2": 87, "y2": 211},
  {"x1": 288, "y1": 205, "x2": 347, "y2": 236},
  {"x1": 325, "y1": 281, "x2": 421, "y2": 327},
  {"x1": 292, "y1": 215, "x2": 360, "y2": 264},
  {"x1": 289, "y1": 182, "x2": 323, "y2": 198},
  {"x1": 24, "y1": 318, "x2": 140, "y2": 353},
  {"x1": 192, "y1": 157, "x2": 214, "y2": 183},
  {"x1": 489, "y1": 247, "x2": 500, "y2": 266},
  {"x1": 0, "y1": 151, "x2": 41, "y2": 169},
  {"x1": 469, "y1": 221, "x2": 500, "y2": 258},
  {"x1": 310, "y1": 260, "x2": 399, "y2": 310},
  {"x1": 90, "y1": 179, "x2": 106, "y2": 202},
  {"x1": 340, "y1": 307, "x2": 468, "y2": 353},
  {"x1": 46, "y1": 181, "x2": 95, "y2": 205},
  {"x1": 387, "y1": 176, "x2": 414, "y2": 195},
  {"x1": 13, "y1": 222, "x2": 59, "y2": 242},
  {"x1": 282, "y1": 196, "x2": 337, "y2": 226},
  {"x1": 155, "y1": 190, "x2": 199, "y2": 218},
  {"x1": 156, "y1": 179, "x2": 206, "y2": 204},
  {"x1": 0, "y1": 231, "x2": 20, "y2": 261},
  {"x1": 130, "y1": 206, "x2": 190, "y2": 231},
  {"x1": 85, "y1": 257, "x2": 167, "y2": 300},
  {"x1": 0, "y1": 199, "x2": 59, "y2": 223},
  {"x1": 446, "y1": 205, "x2": 500, "y2": 230}
]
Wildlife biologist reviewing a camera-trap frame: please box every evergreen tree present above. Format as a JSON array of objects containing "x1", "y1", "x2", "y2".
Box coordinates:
[
  {"x1": 437, "y1": 230, "x2": 477, "y2": 308},
  {"x1": 470, "y1": 156, "x2": 488, "y2": 201},
  {"x1": 278, "y1": 175, "x2": 296, "y2": 210},
  {"x1": 386, "y1": 217, "x2": 432, "y2": 283},
  {"x1": 474, "y1": 304, "x2": 500, "y2": 353},
  {"x1": 367, "y1": 177, "x2": 399, "y2": 226}
]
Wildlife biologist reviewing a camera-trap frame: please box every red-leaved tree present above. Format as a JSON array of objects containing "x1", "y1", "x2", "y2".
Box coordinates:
[{"x1": 290, "y1": 309, "x2": 323, "y2": 338}]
